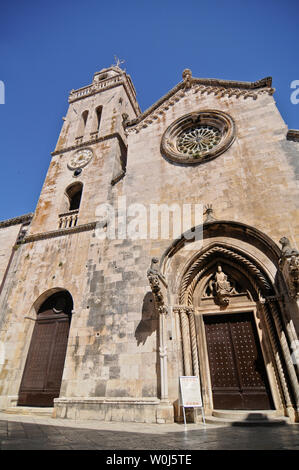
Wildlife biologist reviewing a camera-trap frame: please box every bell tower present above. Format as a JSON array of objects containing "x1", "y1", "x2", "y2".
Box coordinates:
[{"x1": 28, "y1": 65, "x2": 140, "y2": 236}]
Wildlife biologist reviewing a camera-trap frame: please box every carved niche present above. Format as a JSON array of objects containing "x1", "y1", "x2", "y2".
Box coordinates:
[{"x1": 199, "y1": 264, "x2": 250, "y2": 308}]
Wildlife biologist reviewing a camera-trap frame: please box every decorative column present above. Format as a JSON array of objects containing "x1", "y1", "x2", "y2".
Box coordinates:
[
  {"x1": 147, "y1": 258, "x2": 174, "y2": 423},
  {"x1": 175, "y1": 307, "x2": 192, "y2": 376},
  {"x1": 173, "y1": 306, "x2": 200, "y2": 378},
  {"x1": 158, "y1": 305, "x2": 169, "y2": 401},
  {"x1": 259, "y1": 301, "x2": 294, "y2": 418},
  {"x1": 267, "y1": 300, "x2": 299, "y2": 406},
  {"x1": 188, "y1": 309, "x2": 200, "y2": 377},
  {"x1": 147, "y1": 258, "x2": 169, "y2": 400},
  {"x1": 277, "y1": 237, "x2": 299, "y2": 422}
]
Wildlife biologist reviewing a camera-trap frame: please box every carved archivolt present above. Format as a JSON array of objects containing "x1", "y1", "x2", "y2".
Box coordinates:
[{"x1": 179, "y1": 245, "x2": 272, "y2": 305}]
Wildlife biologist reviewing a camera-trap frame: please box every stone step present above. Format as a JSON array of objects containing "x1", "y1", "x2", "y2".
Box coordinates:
[
  {"x1": 212, "y1": 409, "x2": 280, "y2": 420},
  {"x1": 204, "y1": 410, "x2": 289, "y2": 427},
  {"x1": 4, "y1": 407, "x2": 54, "y2": 417}
]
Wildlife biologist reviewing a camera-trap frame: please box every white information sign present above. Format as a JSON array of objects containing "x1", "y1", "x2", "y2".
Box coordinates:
[{"x1": 179, "y1": 376, "x2": 205, "y2": 425}]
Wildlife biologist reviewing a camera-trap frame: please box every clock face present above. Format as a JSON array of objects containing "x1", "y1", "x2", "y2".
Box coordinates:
[{"x1": 68, "y1": 149, "x2": 93, "y2": 170}]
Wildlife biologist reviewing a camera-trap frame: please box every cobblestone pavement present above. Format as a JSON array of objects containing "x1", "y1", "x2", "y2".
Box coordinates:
[{"x1": 0, "y1": 412, "x2": 298, "y2": 450}]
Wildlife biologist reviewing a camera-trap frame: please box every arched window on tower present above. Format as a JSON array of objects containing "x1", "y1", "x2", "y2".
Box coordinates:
[
  {"x1": 96, "y1": 106, "x2": 102, "y2": 131},
  {"x1": 59, "y1": 182, "x2": 83, "y2": 229},
  {"x1": 67, "y1": 182, "x2": 83, "y2": 211},
  {"x1": 76, "y1": 110, "x2": 89, "y2": 142},
  {"x1": 90, "y1": 106, "x2": 103, "y2": 139}
]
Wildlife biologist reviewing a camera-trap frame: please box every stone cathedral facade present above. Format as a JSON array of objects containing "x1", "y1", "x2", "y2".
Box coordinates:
[{"x1": 0, "y1": 65, "x2": 298, "y2": 424}]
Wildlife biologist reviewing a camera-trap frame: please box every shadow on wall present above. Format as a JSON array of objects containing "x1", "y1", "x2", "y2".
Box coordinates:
[{"x1": 135, "y1": 292, "x2": 158, "y2": 346}]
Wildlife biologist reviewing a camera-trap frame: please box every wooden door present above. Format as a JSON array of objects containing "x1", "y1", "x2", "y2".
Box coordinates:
[
  {"x1": 18, "y1": 310, "x2": 70, "y2": 407},
  {"x1": 204, "y1": 312, "x2": 273, "y2": 410}
]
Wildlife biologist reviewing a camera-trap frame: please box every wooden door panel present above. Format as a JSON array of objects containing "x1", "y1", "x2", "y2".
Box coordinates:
[
  {"x1": 229, "y1": 318, "x2": 267, "y2": 389},
  {"x1": 204, "y1": 313, "x2": 273, "y2": 410},
  {"x1": 19, "y1": 321, "x2": 53, "y2": 391},
  {"x1": 204, "y1": 320, "x2": 239, "y2": 390},
  {"x1": 18, "y1": 311, "x2": 70, "y2": 407},
  {"x1": 46, "y1": 319, "x2": 70, "y2": 390}
]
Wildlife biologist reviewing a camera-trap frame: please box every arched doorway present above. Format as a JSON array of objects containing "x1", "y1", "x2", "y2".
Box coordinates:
[
  {"x1": 151, "y1": 221, "x2": 299, "y2": 421},
  {"x1": 18, "y1": 290, "x2": 73, "y2": 407},
  {"x1": 176, "y1": 241, "x2": 294, "y2": 416},
  {"x1": 194, "y1": 260, "x2": 274, "y2": 410}
]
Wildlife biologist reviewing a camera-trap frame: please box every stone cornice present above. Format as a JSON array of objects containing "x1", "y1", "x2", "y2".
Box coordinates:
[
  {"x1": 52, "y1": 132, "x2": 127, "y2": 156},
  {"x1": 126, "y1": 76, "x2": 275, "y2": 134},
  {"x1": 287, "y1": 129, "x2": 299, "y2": 142},
  {"x1": 24, "y1": 222, "x2": 97, "y2": 243},
  {"x1": 55, "y1": 397, "x2": 160, "y2": 405},
  {"x1": 0, "y1": 213, "x2": 33, "y2": 229}
]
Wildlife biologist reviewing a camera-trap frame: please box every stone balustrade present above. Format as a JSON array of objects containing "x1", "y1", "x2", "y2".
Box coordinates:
[{"x1": 58, "y1": 210, "x2": 79, "y2": 229}]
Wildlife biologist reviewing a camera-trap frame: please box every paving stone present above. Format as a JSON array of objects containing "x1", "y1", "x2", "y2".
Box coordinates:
[{"x1": 0, "y1": 411, "x2": 299, "y2": 451}]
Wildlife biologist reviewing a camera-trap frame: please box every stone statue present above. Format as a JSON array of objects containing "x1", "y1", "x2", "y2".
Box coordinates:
[
  {"x1": 182, "y1": 69, "x2": 192, "y2": 89},
  {"x1": 148, "y1": 257, "x2": 159, "y2": 275},
  {"x1": 279, "y1": 237, "x2": 299, "y2": 299},
  {"x1": 279, "y1": 237, "x2": 299, "y2": 258},
  {"x1": 122, "y1": 113, "x2": 129, "y2": 128},
  {"x1": 215, "y1": 265, "x2": 231, "y2": 290},
  {"x1": 210, "y1": 265, "x2": 233, "y2": 306}
]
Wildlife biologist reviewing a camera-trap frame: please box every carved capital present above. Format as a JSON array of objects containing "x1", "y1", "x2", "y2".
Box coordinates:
[
  {"x1": 259, "y1": 295, "x2": 283, "y2": 305},
  {"x1": 173, "y1": 306, "x2": 195, "y2": 316}
]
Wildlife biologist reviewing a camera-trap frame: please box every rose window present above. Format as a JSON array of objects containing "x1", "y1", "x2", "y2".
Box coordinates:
[
  {"x1": 161, "y1": 110, "x2": 235, "y2": 164},
  {"x1": 177, "y1": 125, "x2": 222, "y2": 156}
]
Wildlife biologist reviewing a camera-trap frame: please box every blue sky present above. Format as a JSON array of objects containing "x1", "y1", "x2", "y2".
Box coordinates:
[{"x1": 0, "y1": 0, "x2": 298, "y2": 220}]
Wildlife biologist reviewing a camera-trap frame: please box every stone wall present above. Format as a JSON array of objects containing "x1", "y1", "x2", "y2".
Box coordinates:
[{"x1": 0, "y1": 224, "x2": 20, "y2": 286}]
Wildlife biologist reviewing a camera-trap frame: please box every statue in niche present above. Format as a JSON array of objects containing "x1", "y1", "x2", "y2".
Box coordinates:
[{"x1": 209, "y1": 265, "x2": 234, "y2": 306}]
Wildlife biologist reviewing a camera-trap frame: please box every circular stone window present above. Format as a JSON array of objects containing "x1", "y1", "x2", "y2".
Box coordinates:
[{"x1": 161, "y1": 110, "x2": 235, "y2": 164}]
